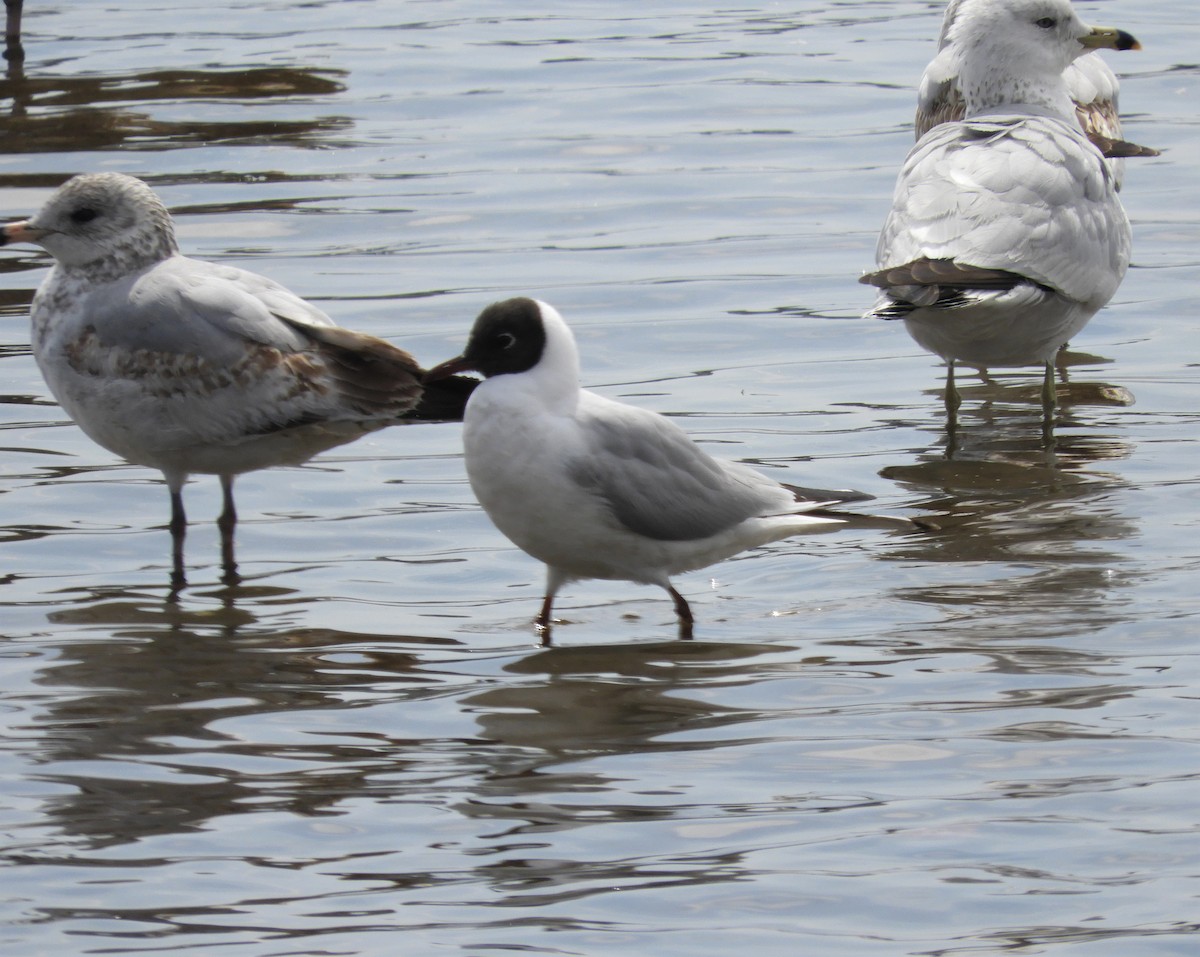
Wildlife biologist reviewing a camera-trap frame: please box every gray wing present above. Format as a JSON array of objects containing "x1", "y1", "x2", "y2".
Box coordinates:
[
  {"x1": 44, "y1": 255, "x2": 422, "y2": 446},
  {"x1": 876, "y1": 115, "x2": 1130, "y2": 307},
  {"x1": 78, "y1": 255, "x2": 334, "y2": 362},
  {"x1": 568, "y1": 395, "x2": 791, "y2": 542}
]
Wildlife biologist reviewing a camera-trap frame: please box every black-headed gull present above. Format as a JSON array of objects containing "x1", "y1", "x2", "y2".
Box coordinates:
[
  {"x1": 427, "y1": 297, "x2": 930, "y2": 642},
  {"x1": 861, "y1": 0, "x2": 1141, "y2": 418},
  {"x1": 0, "y1": 172, "x2": 475, "y2": 584},
  {"x1": 915, "y1": 0, "x2": 1159, "y2": 173}
]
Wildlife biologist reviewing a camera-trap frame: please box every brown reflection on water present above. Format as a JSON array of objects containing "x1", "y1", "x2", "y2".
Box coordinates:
[
  {"x1": 457, "y1": 641, "x2": 825, "y2": 807},
  {"x1": 444, "y1": 642, "x2": 821, "y2": 905},
  {"x1": 1, "y1": 59, "x2": 350, "y2": 151},
  {"x1": 874, "y1": 376, "x2": 1140, "y2": 672},
  {"x1": 24, "y1": 589, "x2": 460, "y2": 848},
  {"x1": 918, "y1": 348, "x2": 1136, "y2": 459},
  {"x1": 22, "y1": 618, "x2": 802, "y2": 859}
]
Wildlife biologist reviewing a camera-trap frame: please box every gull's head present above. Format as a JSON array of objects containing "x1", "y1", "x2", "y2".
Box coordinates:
[
  {"x1": 0, "y1": 172, "x2": 178, "y2": 274},
  {"x1": 947, "y1": 0, "x2": 1141, "y2": 116},
  {"x1": 426, "y1": 297, "x2": 582, "y2": 403}
]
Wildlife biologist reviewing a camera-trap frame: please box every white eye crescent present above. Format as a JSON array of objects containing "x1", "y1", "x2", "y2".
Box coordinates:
[{"x1": 498, "y1": 332, "x2": 517, "y2": 349}]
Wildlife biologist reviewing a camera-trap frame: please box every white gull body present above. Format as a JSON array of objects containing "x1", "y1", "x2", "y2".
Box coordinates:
[
  {"x1": 428, "y1": 297, "x2": 922, "y2": 641},
  {"x1": 0, "y1": 172, "x2": 472, "y2": 581},
  {"x1": 862, "y1": 0, "x2": 1139, "y2": 410}
]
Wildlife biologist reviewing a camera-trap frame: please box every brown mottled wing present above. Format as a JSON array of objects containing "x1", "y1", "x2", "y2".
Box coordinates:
[
  {"x1": 69, "y1": 256, "x2": 428, "y2": 443},
  {"x1": 278, "y1": 319, "x2": 424, "y2": 418}
]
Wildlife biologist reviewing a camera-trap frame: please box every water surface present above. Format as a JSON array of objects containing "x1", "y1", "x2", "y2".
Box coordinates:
[{"x1": 2, "y1": 1, "x2": 1198, "y2": 954}]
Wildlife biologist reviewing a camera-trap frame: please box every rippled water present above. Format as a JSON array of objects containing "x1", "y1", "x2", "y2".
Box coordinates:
[{"x1": 2, "y1": 1, "x2": 1198, "y2": 954}]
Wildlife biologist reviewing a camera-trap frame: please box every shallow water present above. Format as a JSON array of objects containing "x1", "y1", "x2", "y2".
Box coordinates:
[{"x1": 2, "y1": 1, "x2": 1199, "y2": 954}]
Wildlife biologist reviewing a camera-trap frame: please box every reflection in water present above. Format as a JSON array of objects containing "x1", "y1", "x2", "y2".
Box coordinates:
[
  {"x1": 929, "y1": 348, "x2": 1137, "y2": 454},
  {"x1": 3, "y1": 0, "x2": 20, "y2": 66},
  {"x1": 21, "y1": 606, "x2": 842, "y2": 927},
  {"x1": 1, "y1": 60, "x2": 350, "y2": 150},
  {"x1": 11, "y1": 378, "x2": 1146, "y2": 863},
  {"x1": 23, "y1": 620, "x2": 802, "y2": 846},
  {"x1": 6, "y1": 544, "x2": 1176, "y2": 948},
  {"x1": 876, "y1": 384, "x2": 1139, "y2": 662},
  {"x1": 0, "y1": 1, "x2": 1192, "y2": 952},
  {"x1": 364, "y1": 641, "x2": 822, "y2": 905},
  {"x1": 894, "y1": 347, "x2": 1134, "y2": 467},
  {"x1": 927, "y1": 920, "x2": 1200, "y2": 957},
  {"x1": 25, "y1": 586, "x2": 459, "y2": 849}
]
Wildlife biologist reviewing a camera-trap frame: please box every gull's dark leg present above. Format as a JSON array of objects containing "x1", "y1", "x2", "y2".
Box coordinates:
[
  {"x1": 944, "y1": 360, "x2": 960, "y2": 457},
  {"x1": 217, "y1": 474, "x2": 239, "y2": 584},
  {"x1": 944, "y1": 359, "x2": 962, "y2": 415},
  {"x1": 1041, "y1": 360, "x2": 1058, "y2": 449},
  {"x1": 668, "y1": 585, "x2": 694, "y2": 640},
  {"x1": 168, "y1": 485, "x2": 187, "y2": 593},
  {"x1": 536, "y1": 573, "x2": 569, "y2": 645},
  {"x1": 1041, "y1": 360, "x2": 1058, "y2": 413},
  {"x1": 217, "y1": 474, "x2": 237, "y2": 534},
  {"x1": 535, "y1": 593, "x2": 555, "y2": 646}
]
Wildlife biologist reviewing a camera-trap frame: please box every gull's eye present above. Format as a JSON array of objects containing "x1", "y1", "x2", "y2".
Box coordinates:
[
  {"x1": 69, "y1": 207, "x2": 98, "y2": 224},
  {"x1": 497, "y1": 331, "x2": 517, "y2": 350},
  {"x1": 1034, "y1": 17, "x2": 1056, "y2": 29}
]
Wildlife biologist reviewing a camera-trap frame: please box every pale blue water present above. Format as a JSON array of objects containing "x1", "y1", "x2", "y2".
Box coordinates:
[{"x1": 1, "y1": 1, "x2": 1199, "y2": 954}]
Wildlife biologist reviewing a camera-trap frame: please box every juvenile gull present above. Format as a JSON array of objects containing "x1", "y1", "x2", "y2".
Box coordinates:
[
  {"x1": 0, "y1": 172, "x2": 475, "y2": 583},
  {"x1": 427, "y1": 297, "x2": 929, "y2": 643},
  {"x1": 915, "y1": 0, "x2": 1159, "y2": 172},
  {"x1": 862, "y1": 0, "x2": 1143, "y2": 417}
]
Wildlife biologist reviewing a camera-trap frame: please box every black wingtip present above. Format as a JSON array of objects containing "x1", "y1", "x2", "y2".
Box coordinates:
[
  {"x1": 405, "y1": 373, "x2": 480, "y2": 422},
  {"x1": 783, "y1": 483, "x2": 875, "y2": 506}
]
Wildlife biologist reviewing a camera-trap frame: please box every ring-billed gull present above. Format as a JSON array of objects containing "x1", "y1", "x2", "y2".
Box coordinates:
[
  {"x1": 915, "y1": 0, "x2": 1159, "y2": 174},
  {"x1": 861, "y1": 0, "x2": 1144, "y2": 419},
  {"x1": 426, "y1": 297, "x2": 931, "y2": 643},
  {"x1": 0, "y1": 172, "x2": 476, "y2": 584}
]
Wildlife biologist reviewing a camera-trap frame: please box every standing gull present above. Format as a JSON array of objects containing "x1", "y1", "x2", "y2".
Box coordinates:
[
  {"x1": 0, "y1": 172, "x2": 475, "y2": 585},
  {"x1": 427, "y1": 297, "x2": 929, "y2": 643},
  {"x1": 915, "y1": 0, "x2": 1159, "y2": 171},
  {"x1": 861, "y1": 0, "x2": 1143, "y2": 420}
]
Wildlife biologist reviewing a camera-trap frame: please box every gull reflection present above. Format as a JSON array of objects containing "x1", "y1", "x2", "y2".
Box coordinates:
[
  {"x1": 3, "y1": 0, "x2": 21, "y2": 66},
  {"x1": 885, "y1": 344, "x2": 1135, "y2": 465},
  {"x1": 2, "y1": 28, "x2": 350, "y2": 149},
  {"x1": 876, "y1": 389, "x2": 1139, "y2": 668},
  {"x1": 21, "y1": 587, "x2": 458, "y2": 848}
]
